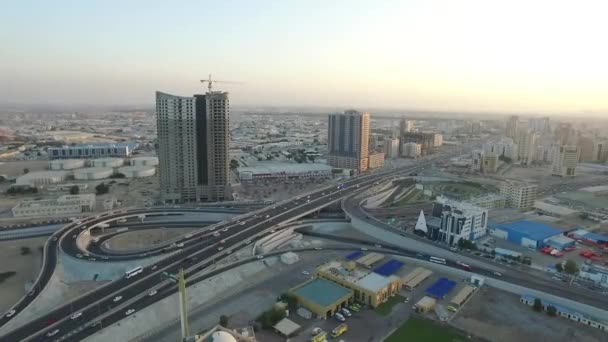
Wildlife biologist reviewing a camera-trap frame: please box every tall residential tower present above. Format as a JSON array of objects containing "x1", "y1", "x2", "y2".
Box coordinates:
[
  {"x1": 156, "y1": 89, "x2": 231, "y2": 203},
  {"x1": 327, "y1": 110, "x2": 370, "y2": 172}
]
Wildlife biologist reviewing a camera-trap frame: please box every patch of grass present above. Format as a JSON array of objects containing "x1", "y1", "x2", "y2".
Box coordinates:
[
  {"x1": 384, "y1": 317, "x2": 466, "y2": 342},
  {"x1": 375, "y1": 294, "x2": 406, "y2": 316}
]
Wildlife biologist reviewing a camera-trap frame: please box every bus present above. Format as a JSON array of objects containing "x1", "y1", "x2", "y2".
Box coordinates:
[
  {"x1": 125, "y1": 266, "x2": 143, "y2": 279},
  {"x1": 429, "y1": 256, "x2": 446, "y2": 265}
]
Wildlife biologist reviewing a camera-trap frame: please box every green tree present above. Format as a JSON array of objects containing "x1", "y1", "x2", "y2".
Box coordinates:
[
  {"x1": 23, "y1": 168, "x2": 29, "y2": 174},
  {"x1": 219, "y1": 315, "x2": 229, "y2": 327},
  {"x1": 547, "y1": 305, "x2": 557, "y2": 317},
  {"x1": 229, "y1": 159, "x2": 239, "y2": 170},
  {"x1": 20, "y1": 247, "x2": 31, "y2": 255},
  {"x1": 555, "y1": 263, "x2": 563, "y2": 273},
  {"x1": 109, "y1": 173, "x2": 126, "y2": 179},
  {"x1": 307, "y1": 155, "x2": 316, "y2": 163},
  {"x1": 69, "y1": 185, "x2": 80, "y2": 195},
  {"x1": 579, "y1": 212, "x2": 589, "y2": 220},
  {"x1": 95, "y1": 182, "x2": 110, "y2": 195},
  {"x1": 564, "y1": 260, "x2": 578, "y2": 275},
  {"x1": 533, "y1": 298, "x2": 543, "y2": 312},
  {"x1": 280, "y1": 293, "x2": 298, "y2": 309}
]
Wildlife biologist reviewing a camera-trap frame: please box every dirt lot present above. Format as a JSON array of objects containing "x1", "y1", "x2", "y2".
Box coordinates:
[
  {"x1": 0, "y1": 237, "x2": 46, "y2": 312},
  {"x1": 105, "y1": 227, "x2": 197, "y2": 251},
  {"x1": 453, "y1": 286, "x2": 607, "y2": 342}
]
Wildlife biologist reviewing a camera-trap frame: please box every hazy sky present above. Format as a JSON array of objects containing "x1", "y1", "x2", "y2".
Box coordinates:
[{"x1": 1, "y1": 0, "x2": 607, "y2": 114}]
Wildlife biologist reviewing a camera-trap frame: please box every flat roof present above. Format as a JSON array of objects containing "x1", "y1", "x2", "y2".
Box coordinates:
[
  {"x1": 373, "y1": 260, "x2": 404, "y2": 276},
  {"x1": 355, "y1": 252, "x2": 384, "y2": 267},
  {"x1": 450, "y1": 286, "x2": 476, "y2": 306},
  {"x1": 426, "y1": 277, "x2": 457, "y2": 298},
  {"x1": 346, "y1": 251, "x2": 364, "y2": 261},
  {"x1": 547, "y1": 235, "x2": 575, "y2": 245},
  {"x1": 239, "y1": 163, "x2": 332, "y2": 175},
  {"x1": 498, "y1": 220, "x2": 561, "y2": 241},
  {"x1": 357, "y1": 272, "x2": 397, "y2": 293},
  {"x1": 273, "y1": 318, "x2": 300, "y2": 336},
  {"x1": 292, "y1": 278, "x2": 352, "y2": 307},
  {"x1": 570, "y1": 230, "x2": 608, "y2": 243}
]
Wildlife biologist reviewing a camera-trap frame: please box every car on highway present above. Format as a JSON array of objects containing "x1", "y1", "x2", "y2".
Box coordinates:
[
  {"x1": 113, "y1": 296, "x2": 122, "y2": 302},
  {"x1": 302, "y1": 270, "x2": 310, "y2": 275},
  {"x1": 176, "y1": 243, "x2": 184, "y2": 248},
  {"x1": 52, "y1": 236, "x2": 58, "y2": 241},
  {"x1": 72, "y1": 234, "x2": 77, "y2": 239},
  {"x1": 46, "y1": 329, "x2": 60, "y2": 337},
  {"x1": 222, "y1": 228, "x2": 229, "y2": 232},
  {"x1": 28, "y1": 291, "x2": 35, "y2": 297},
  {"x1": 220, "y1": 239, "x2": 226, "y2": 244},
  {"x1": 76, "y1": 254, "x2": 83, "y2": 258},
  {"x1": 151, "y1": 265, "x2": 158, "y2": 270},
  {"x1": 270, "y1": 229, "x2": 275, "y2": 233},
  {"x1": 125, "y1": 309, "x2": 135, "y2": 316},
  {"x1": 102, "y1": 256, "x2": 109, "y2": 260},
  {"x1": 240, "y1": 222, "x2": 245, "y2": 226},
  {"x1": 70, "y1": 312, "x2": 82, "y2": 320},
  {"x1": 213, "y1": 232, "x2": 220, "y2": 237},
  {"x1": 218, "y1": 247, "x2": 224, "y2": 251},
  {"x1": 256, "y1": 255, "x2": 264, "y2": 259},
  {"x1": 148, "y1": 290, "x2": 157, "y2": 296},
  {"x1": 245, "y1": 240, "x2": 252, "y2": 244},
  {"x1": 314, "y1": 247, "x2": 323, "y2": 250},
  {"x1": 89, "y1": 258, "x2": 97, "y2": 261},
  {"x1": 5, "y1": 309, "x2": 16, "y2": 318},
  {"x1": 226, "y1": 250, "x2": 232, "y2": 254},
  {"x1": 360, "y1": 247, "x2": 368, "y2": 251},
  {"x1": 493, "y1": 271, "x2": 502, "y2": 277},
  {"x1": 265, "y1": 215, "x2": 270, "y2": 218},
  {"x1": 374, "y1": 244, "x2": 382, "y2": 248}
]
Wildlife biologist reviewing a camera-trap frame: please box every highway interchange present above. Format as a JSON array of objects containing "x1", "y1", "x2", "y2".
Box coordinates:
[
  {"x1": 4, "y1": 144, "x2": 605, "y2": 342},
  {"x1": 0, "y1": 153, "x2": 448, "y2": 342}
]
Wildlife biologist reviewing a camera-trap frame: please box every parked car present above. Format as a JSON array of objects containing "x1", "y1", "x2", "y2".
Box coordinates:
[
  {"x1": 311, "y1": 327, "x2": 323, "y2": 336},
  {"x1": 335, "y1": 313, "x2": 346, "y2": 322},
  {"x1": 341, "y1": 308, "x2": 352, "y2": 317}
]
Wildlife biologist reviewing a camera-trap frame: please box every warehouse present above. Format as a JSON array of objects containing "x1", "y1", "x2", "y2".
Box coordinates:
[
  {"x1": 315, "y1": 259, "x2": 403, "y2": 308},
  {"x1": 449, "y1": 285, "x2": 476, "y2": 309},
  {"x1": 568, "y1": 229, "x2": 608, "y2": 247},
  {"x1": 238, "y1": 163, "x2": 332, "y2": 182},
  {"x1": 48, "y1": 142, "x2": 138, "y2": 159},
  {"x1": 12, "y1": 194, "x2": 96, "y2": 217},
  {"x1": 402, "y1": 267, "x2": 433, "y2": 290},
  {"x1": 413, "y1": 296, "x2": 437, "y2": 313},
  {"x1": 545, "y1": 235, "x2": 576, "y2": 250},
  {"x1": 490, "y1": 220, "x2": 562, "y2": 249},
  {"x1": 289, "y1": 278, "x2": 353, "y2": 319}
]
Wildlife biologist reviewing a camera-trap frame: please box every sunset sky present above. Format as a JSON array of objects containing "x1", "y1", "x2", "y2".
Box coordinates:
[{"x1": 1, "y1": 0, "x2": 607, "y2": 114}]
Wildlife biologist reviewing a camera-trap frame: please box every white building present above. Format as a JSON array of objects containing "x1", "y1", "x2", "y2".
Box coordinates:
[
  {"x1": 49, "y1": 159, "x2": 85, "y2": 170},
  {"x1": 551, "y1": 145, "x2": 578, "y2": 177},
  {"x1": 48, "y1": 142, "x2": 137, "y2": 160},
  {"x1": 515, "y1": 129, "x2": 537, "y2": 164},
  {"x1": 16, "y1": 171, "x2": 69, "y2": 187},
  {"x1": 118, "y1": 166, "x2": 156, "y2": 178},
  {"x1": 238, "y1": 163, "x2": 332, "y2": 182},
  {"x1": 384, "y1": 138, "x2": 400, "y2": 159},
  {"x1": 433, "y1": 134, "x2": 443, "y2": 147},
  {"x1": 579, "y1": 264, "x2": 608, "y2": 288},
  {"x1": 73, "y1": 167, "x2": 114, "y2": 180},
  {"x1": 12, "y1": 194, "x2": 96, "y2": 218},
  {"x1": 91, "y1": 157, "x2": 124, "y2": 168},
  {"x1": 428, "y1": 196, "x2": 488, "y2": 245},
  {"x1": 500, "y1": 181, "x2": 537, "y2": 210},
  {"x1": 402, "y1": 142, "x2": 421, "y2": 158}
]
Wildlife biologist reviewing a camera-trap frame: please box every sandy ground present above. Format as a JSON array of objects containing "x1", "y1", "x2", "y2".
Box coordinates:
[
  {"x1": 0, "y1": 237, "x2": 46, "y2": 312},
  {"x1": 453, "y1": 286, "x2": 607, "y2": 342},
  {"x1": 0, "y1": 160, "x2": 50, "y2": 178},
  {"x1": 104, "y1": 227, "x2": 197, "y2": 251}
]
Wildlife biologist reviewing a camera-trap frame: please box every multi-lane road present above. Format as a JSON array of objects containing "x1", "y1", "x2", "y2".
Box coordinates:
[{"x1": 1, "y1": 154, "x2": 448, "y2": 342}]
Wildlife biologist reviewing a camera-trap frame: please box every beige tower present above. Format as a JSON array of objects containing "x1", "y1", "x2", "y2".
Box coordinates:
[{"x1": 327, "y1": 110, "x2": 370, "y2": 172}]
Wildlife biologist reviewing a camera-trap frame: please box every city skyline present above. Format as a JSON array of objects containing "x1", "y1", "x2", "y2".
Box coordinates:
[{"x1": 1, "y1": 0, "x2": 607, "y2": 116}]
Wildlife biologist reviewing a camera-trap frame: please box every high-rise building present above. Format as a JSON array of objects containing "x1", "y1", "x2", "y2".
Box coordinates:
[
  {"x1": 515, "y1": 129, "x2": 537, "y2": 164},
  {"x1": 384, "y1": 138, "x2": 400, "y2": 159},
  {"x1": 500, "y1": 180, "x2": 537, "y2": 210},
  {"x1": 327, "y1": 110, "x2": 370, "y2": 172},
  {"x1": 402, "y1": 142, "x2": 421, "y2": 158},
  {"x1": 400, "y1": 132, "x2": 437, "y2": 155},
  {"x1": 399, "y1": 119, "x2": 414, "y2": 136},
  {"x1": 156, "y1": 90, "x2": 231, "y2": 203},
  {"x1": 554, "y1": 123, "x2": 576, "y2": 145},
  {"x1": 368, "y1": 152, "x2": 385, "y2": 169},
  {"x1": 551, "y1": 145, "x2": 578, "y2": 177},
  {"x1": 592, "y1": 141, "x2": 608, "y2": 162},
  {"x1": 505, "y1": 115, "x2": 519, "y2": 139},
  {"x1": 577, "y1": 136, "x2": 595, "y2": 162}
]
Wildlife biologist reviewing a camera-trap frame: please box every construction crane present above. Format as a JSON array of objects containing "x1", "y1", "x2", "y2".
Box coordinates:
[{"x1": 200, "y1": 74, "x2": 241, "y2": 92}]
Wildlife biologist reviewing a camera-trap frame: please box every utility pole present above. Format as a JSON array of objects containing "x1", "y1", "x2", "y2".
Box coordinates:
[{"x1": 161, "y1": 269, "x2": 189, "y2": 340}]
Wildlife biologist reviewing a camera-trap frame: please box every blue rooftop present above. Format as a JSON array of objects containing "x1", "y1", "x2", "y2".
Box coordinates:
[
  {"x1": 373, "y1": 260, "x2": 404, "y2": 276},
  {"x1": 426, "y1": 277, "x2": 457, "y2": 298},
  {"x1": 346, "y1": 251, "x2": 364, "y2": 261},
  {"x1": 292, "y1": 278, "x2": 352, "y2": 307},
  {"x1": 581, "y1": 231, "x2": 608, "y2": 244},
  {"x1": 498, "y1": 220, "x2": 561, "y2": 241}
]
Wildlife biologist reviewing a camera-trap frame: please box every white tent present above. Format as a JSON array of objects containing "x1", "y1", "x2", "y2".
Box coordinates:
[{"x1": 414, "y1": 210, "x2": 428, "y2": 233}]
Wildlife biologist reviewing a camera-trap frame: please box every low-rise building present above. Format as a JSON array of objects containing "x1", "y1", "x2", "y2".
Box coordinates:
[
  {"x1": 316, "y1": 259, "x2": 403, "y2": 308},
  {"x1": 12, "y1": 194, "x2": 96, "y2": 217},
  {"x1": 490, "y1": 220, "x2": 562, "y2": 249},
  {"x1": 467, "y1": 194, "x2": 506, "y2": 209},
  {"x1": 384, "y1": 138, "x2": 400, "y2": 159},
  {"x1": 289, "y1": 277, "x2": 353, "y2": 319},
  {"x1": 48, "y1": 142, "x2": 138, "y2": 159},
  {"x1": 402, "y1": 142, "x2": 421, "y2": 158}
]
